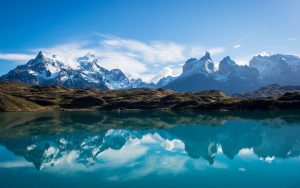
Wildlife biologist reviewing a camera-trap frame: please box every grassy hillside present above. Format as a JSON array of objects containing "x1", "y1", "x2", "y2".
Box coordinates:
[
  {"x1": 0, "y1": 92, "x2": 44, "y2": 112},
  {"x1": 0, "y1": 82, "x2": 300, "y2": 112}
]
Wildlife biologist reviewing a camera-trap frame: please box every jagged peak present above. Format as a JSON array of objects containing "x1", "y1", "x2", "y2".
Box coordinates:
[
  {"x1": 200, "y1": 51, "x2": 212, "y2": 61},
  {"x1": 109, "y1": 69, "x2": 128, "y2": 79},
  {"x1": 84, "y1": 53, "x2": 96, "y2": 59},
  {"x1": 222, "y1": 56, "x2": 231, "y2": 61},
  {"x1": 35, "y1": 51, "x2": 47, "y2": 60},
  {"x1": 186, "y1": 58, "x2": 197, "y2": 63},
  {"x1": 78, "y1": 53, "x2": 97, "y2": 62},
  {"x1": 77, "y1": 53, "x2": 99, "y2": 68},
  {"x1": 220, "y1": 56, "x2": 236, "y2": 65}
]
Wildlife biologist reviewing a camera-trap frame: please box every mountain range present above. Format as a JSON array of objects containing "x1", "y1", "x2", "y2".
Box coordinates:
[
  {"x1": 165, "y1": 52, "x2": 261, "y2": 93},
  {"x1": 1, "y1": 51, "x2": 300, "y2": 94}
]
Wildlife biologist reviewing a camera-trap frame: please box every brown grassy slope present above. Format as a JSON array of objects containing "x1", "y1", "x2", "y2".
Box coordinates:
[
  {"x1": 0, "y1": 82, "x2": 300, "y2": 112},
  {"x1": 0, "y1": 92, "x2": 44, "y2": 112},
  {"x1": 0, "y1": 82, "x2": 236, "y2": 111}
]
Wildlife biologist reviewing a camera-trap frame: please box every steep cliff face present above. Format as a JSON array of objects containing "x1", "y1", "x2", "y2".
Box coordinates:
[{"x1": 165, "y1": 53, "x2": 261, "y2": 94}]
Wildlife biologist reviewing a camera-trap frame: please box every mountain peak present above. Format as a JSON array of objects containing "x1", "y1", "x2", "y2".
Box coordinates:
[
  {"x1": 220, "y1": 56, "x2": 236, "y2": 65},
  {"x1": 84, "y1": 53, "x2": 96, "y2": 59},
  {"x1": 200, "y1": 52, "x2": 212, "y2": 61},
  {"x1": 182, "y1": 52, "x2": 216, "y2": 76},
  {"x1": 35, "y1": 51, "x2": 47, "y2": 60},
  {"x1": 78, "y1": 53, "x2": 97, "y2": 63},
  {"x1": 223, "y1": 56, "x2": 231, "y2": 61}
]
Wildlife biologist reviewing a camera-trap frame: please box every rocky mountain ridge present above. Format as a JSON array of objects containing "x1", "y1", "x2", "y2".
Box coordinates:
[{"x1": 1, "y1": 51, "x2": 300, "y2": 94}]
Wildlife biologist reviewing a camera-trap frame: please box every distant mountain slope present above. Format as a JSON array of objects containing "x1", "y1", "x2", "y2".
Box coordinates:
[
  {"x1": 249, "y1": 54, "x2": 300, "y2": 86},
  {"x1": 156, "y1": 76, "x2": 177, "y2": 88},
  {"x1": 237, "y1": 84, "x2": 300, "y2": 98}
]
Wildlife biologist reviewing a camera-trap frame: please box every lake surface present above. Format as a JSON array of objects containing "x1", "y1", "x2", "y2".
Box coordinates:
[{"x1": 0, "y1": 111, "x2": 300, "y2": 188}]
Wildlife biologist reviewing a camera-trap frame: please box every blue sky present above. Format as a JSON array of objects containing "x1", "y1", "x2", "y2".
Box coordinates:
[{"x1": 1, "y1": 0, "x2": 299, "y2": 81}]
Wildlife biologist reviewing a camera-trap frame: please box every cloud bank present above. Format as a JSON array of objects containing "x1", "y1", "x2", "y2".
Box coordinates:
[
  {"x1": 0, "y1": 53, "x2": 35, "y2": 61},
  {"x1": 0, "y1": 35, "x2": 226, "y2": 82}
]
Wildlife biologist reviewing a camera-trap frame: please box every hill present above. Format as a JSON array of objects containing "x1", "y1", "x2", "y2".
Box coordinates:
[{"x1": 0, "y1": 82, "x2": 300, "y2": 112}]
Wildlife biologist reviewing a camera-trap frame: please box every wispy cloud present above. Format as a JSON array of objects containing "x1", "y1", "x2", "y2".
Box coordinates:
[
  {"x1": 38, "y1": 42, "x2": 149, "y2": 78},
  {"x1": 150, "y1": 66, "x2": 180, "y2": 83},
  {"x1": 0, "y1": 53, "x2": 35, "y2": 62},
  {"x1": 2, "y1": 34, "x2": 225, "y2": 82},
  {"x1": 233, "y1": 44, "x2": 241, "y2": 49},
  {"x1": 100, "y1": 36, "x2": 187, "y2": 63},
  {"x1": 0, "y1": 160, "x2": 33, "y2": 168},
  {"x1": 208, "y1": 47, "x2": 225, "y2": 55},
  {"x1": 236, "y1": 60, "x2": 249, "y2": 66},
  {"x1": 288, "y1": 37, "x2": 296, "y2": 41}
]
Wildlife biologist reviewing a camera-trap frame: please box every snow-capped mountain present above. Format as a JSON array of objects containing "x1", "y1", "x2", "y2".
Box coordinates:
[
  {"x1": 127, "y1": 78, "x2": 156, "y2": 89},
  {"x1": 165, "y1": 52, "x2": 300, "y2": 94},
  {"x1": 182, "y1": 52, "x2": 217, "y2": 77},
  {"x1": 0, "y1": 52, "x2": 131, "y2": 90},
  {"x1": 218, "y1": 56, "x2": 260, "y2": 81},
  {"x1": 0, "y1": 51, "x2": 175, "y2": 90},
  {"x1": 164, "y1": 52, "x2": 220, "y2": 92},
  {"x1": 217, "y1": 56, "x2": 261, "y2": 93},
  {"x1": 1, "y1": 51, "x2": 300, "y2": 93},
  {"x1": 249, "y1": 54, "x2": 300, "y2": 86},
  {"x1": 218, "y1": 56, "x2": 238, "y2": 78},
  {"x1": 165, "y1": 52, "x2": 261, "y2": 94}
]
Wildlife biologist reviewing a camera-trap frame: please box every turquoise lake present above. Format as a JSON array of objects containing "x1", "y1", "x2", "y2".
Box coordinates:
[{"x1": 0, "y1": 111, "x2": 300, "y2": 188}]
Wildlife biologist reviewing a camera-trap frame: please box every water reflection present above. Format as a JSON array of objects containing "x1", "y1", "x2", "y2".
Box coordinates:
[{"x1": 0, "y1": 111, "x2": 300, "y2": 181}]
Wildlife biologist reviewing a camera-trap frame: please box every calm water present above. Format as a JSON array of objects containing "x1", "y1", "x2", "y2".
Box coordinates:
[{"x1": 0, "y1": 111, "x2": 300, "y2": 188}]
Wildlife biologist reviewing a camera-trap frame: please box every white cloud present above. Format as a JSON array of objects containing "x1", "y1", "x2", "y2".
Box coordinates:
[
  {"x1": 238, "y1": 168, "x2": 246, "y2": 172},
  {"x1": 212, "y1": 161, "x2": 228, "y2": 169},
  {"x1": 189, "y1": 46, "x2": 206, "y2": 57},
  {"x1": 39, "y1": 43, "x2": 96, "y2": 69},
  {"x1": 99, "y1": 51, "x2": 149, "y2": 76},
  {"x1": 233, "y1": 44, "x2": 241, "y2": 49},
  {"x1": 100, "y1": 36, "x2": 187, "y2": 63},
  {"x1": 2, "y1": 34, "x2": 225, "y2": 82},
  {"x1": 238, "y1": 148, "x2": 254, "y2": 156},
  {"x1": 208, "y1": 47, "x2": 225, "y2": 55},
  {"x1": 0, "y1": 53, "x2": 35, "y2": 62},
  {"x1": 288, "y1": 37, "x2": 296, "y2": 41},
  {"x1": 99, "y1": 139, "x2": 148, "y2": 166},
  {"x1": 150, "y1": 67, "x2": 178, "y2": 83},
  {"x1": 0, "y1": 160, "x2": 33, "y2": 168},
  {"x1": 234, "y1": 54, "x2": 254, "y2": 66},
  {"x1": 263, "y1": 156, "x2": 275, "y2": 163},
  {"x1": 236, "y1": 60, "x2": 249, "y2": 66}
]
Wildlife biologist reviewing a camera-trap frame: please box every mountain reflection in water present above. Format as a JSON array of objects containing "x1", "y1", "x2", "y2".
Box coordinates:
[{"x1": 0, "y1": 111, "x2": 300, "y2": 187}]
